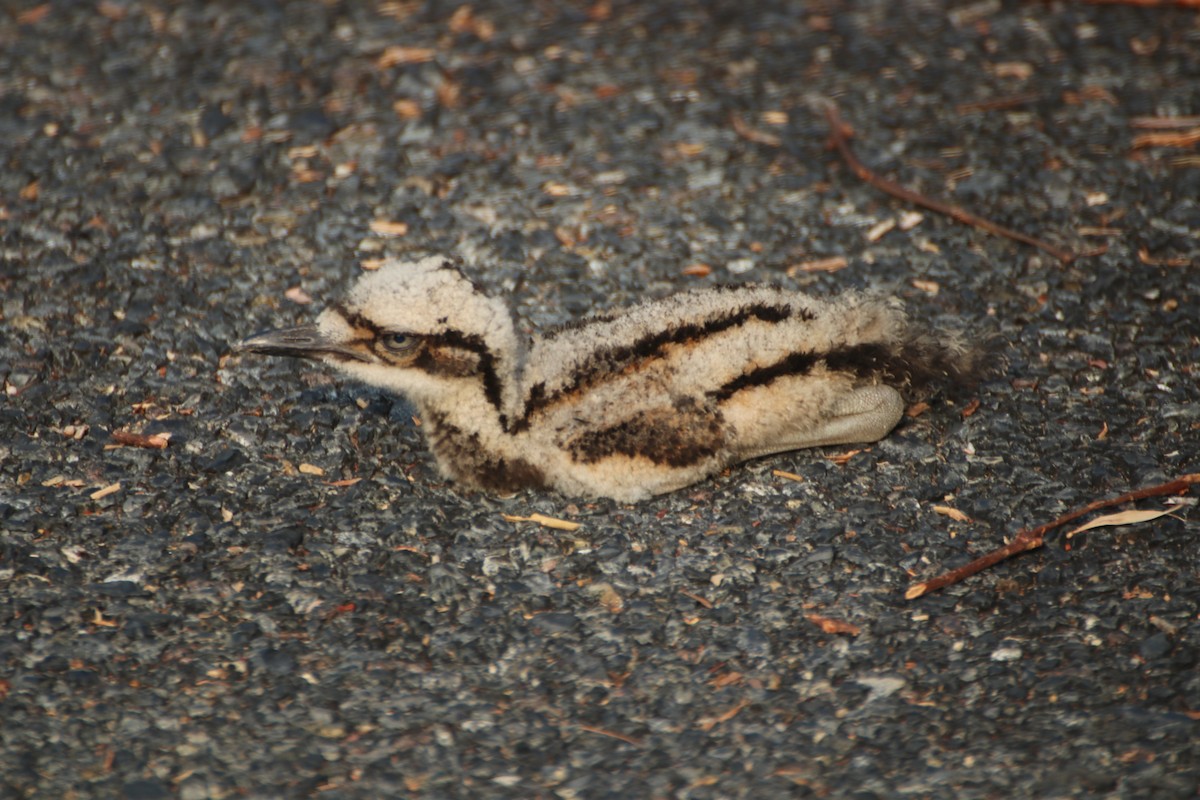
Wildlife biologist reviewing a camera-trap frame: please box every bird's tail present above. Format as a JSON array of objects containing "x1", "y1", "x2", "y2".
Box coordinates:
[{"x1": 888, "y1": 320, "x2": 992, "y2": 393}]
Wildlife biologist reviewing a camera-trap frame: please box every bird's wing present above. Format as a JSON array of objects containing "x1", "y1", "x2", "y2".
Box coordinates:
[{"x1": 555, "y1": 394, "x2": 728, "y2": 469}]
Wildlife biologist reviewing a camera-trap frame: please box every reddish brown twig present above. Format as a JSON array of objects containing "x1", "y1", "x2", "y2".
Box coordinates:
[
  {"x1": 578, "y1": 724, "x2": 643, "y2": 747},
  {"x1": 907, "y1": 473, "x2": 1199, "y2": 599},
  {"x1": 822, "y1": 102, "x2": 1077, "y2": 264},
  {"x1": 109, "y1": 429, "x2": 172, "y2": 450}
]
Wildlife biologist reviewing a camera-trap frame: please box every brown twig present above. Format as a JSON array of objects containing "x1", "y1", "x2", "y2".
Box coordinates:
[
  {"x1": 1131, "y1": 127, "x2": 1200, "y2": 150},
  {"x1": 730, "y1": 112, "x2": 782, "y2": 147},
  {"x1": 109, "y1": 429, "x2": 171, "y2": 450},
  {"x1": 822, "y1": 102, "x2": 1077, "y2": 264},
  {"x1": 907, "y1": 473, "x2": 1200, "y2": 599},
  {"x1": 578, "y1": 724, "x2": 643, "y2": 747}
]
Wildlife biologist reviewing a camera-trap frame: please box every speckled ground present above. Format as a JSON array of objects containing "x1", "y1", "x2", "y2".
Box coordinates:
[{"x1": 2, "y1": 2, "x2": 1198, "y2": 798}]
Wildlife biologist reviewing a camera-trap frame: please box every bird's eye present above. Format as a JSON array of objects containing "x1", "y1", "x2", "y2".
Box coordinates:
[{"x1": 380, "y1": 332, "x2": 414, "y2": 352}]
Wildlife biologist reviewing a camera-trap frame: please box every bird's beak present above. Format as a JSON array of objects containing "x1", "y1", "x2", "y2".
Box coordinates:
[{"x1": 237, "y1": 325, "x2": 369, "y2": 362}]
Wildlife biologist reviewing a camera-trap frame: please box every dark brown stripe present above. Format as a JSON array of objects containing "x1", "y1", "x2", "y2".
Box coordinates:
[
  {"x1": 708, "y1": 342, "x2": 902, "y2": 403},
  {"x1": 423, "y1": 329, "x2": 505, "y2": 417},
  {"x1": 566, "y1": 399, "x2": 724, "y2": 468},
  {"x1": 824, "y1": 343, "x2": 893, "y2": 380},
  {"x1": 708, "y1": 350, "x2": 821, "y2": 402},
  {"x1": 424, "y1": 411, "x2": 545, "y2": 493},
  {"x1": 331, "y1": 302, "x2": 384, "y2": 337},
  {"x1": 512, "y1": 302, "x2": 803, "y2": 431}
]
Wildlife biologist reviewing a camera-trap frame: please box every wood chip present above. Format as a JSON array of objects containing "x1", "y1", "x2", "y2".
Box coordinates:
[
  {"x1": 502, "y1": 513, "x2": 581, "y2": 532},
  {"x1": 785, "y1": 256, "x2": 848, "y2": 275},
  {"x1": 906, "y1": 401, "x2": 931, "y2": 418},
  {"x1": 377, "y1": 46, "x2": 436, "y2": 67},
  {"x1": 541, "y1": 181, "x2": 575, "y2": 197},
  {"x1": 932, "y1": 505, "x2": 973, "y2": 523},
  {"x1": 771, "y1": 469, "x2": 805, "y2": 483},
  {"x1": 110, "y1": 430, "x2": 171, "y2": 450},
  {"x1": 393, "y1": 99, "x2": 421, "y2": 119},
  {"x1": 911, "y1": 278, "x2": 940, "y2": 295},
  {"x1": 368, "y1": 219, "x2": 409, "y2": 237},
  {"x1": 325, "y1": 478, "x2": 362, "y2": 487},
  {"x1": 1131, "y1": 127, "x2": 1200, "y2": 150},
  {"x1": 298, "y1": 463, "x2": 326, "y2": 476},
  {"x1": 828, "y1": 449, "x2": 862, "y2": 466},
  {"x1": 90, "y1": 482, "x2": 121, "y2": 501},
  {"x1": 805, "y1": 614, "x2": 862, "y2": 636},
  {"x1": 865, "y1": 218, "x2": 896, "y2": 242}
]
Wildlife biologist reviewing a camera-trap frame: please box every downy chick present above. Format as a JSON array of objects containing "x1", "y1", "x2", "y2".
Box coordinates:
[{"x1": 238, "y1": 256, "x2": 981, "y2": 501}]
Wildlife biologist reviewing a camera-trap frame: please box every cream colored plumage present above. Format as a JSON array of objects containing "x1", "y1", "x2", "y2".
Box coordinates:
[{"x1": 238, "y1": 256, "x2": 980, "y2": 501}]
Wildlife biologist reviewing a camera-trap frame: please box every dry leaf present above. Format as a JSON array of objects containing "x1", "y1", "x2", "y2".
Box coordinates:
[
  {"x1": 285, "y1": 286, "x2": 313, "y2": 304},
  {"x1": 933, "y1": 505, "x2": 972, "y2": 523},
  {"x1": 786, "y1": 256, "x2": 848, "y2": 275},
  {"x1": 502, "y1": 513, "x2": 581, "y2": 532},
  {"x1": 906, "y1": 401, "x2": 931, "y2": 418},
  {"x1": 805, "y1": 614, "x2": 862, "y2": 636},
  {"x1": 912, "y1": 278, "x2": 940, "y2": 295},
  {"x1": 1066, "y1": 508, "x2": 1180, "y2": 539},
  {"x1": 587, "y1": 582, "x2": 624, "y2": 613},
  {"x1": 697, "y1": 700, "x2": 748, "y2": 731}
]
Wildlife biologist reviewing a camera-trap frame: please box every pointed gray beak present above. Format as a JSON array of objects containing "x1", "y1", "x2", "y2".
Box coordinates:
[{"x1": 237, "y1": 325, "x2": 368, "y2": 362}]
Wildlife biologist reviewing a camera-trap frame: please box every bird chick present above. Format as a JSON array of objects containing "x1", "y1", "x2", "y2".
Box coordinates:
[{"x1": 238, "y1": 256, "x2": 980, "y2": 502}]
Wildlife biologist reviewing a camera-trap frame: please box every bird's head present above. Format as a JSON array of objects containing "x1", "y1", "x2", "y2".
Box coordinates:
[{"x1": 238, "y1": 256, "x2": 521, "y2": 411}]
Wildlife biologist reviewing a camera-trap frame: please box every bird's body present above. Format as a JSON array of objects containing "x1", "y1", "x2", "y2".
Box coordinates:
[{"x1": 239, "y1": 256, "x2": 979, "y2": 501}]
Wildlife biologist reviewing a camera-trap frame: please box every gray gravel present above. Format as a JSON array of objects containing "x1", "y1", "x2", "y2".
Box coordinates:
[{"x1": 2, "y1": 2, "x2": 1198, "y2": 798}]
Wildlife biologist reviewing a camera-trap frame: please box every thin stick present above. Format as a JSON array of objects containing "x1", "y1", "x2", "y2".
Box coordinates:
[
  {"x1": 907, "y1": 474, "x2": 1199, "y2": 598},
  {"x1": 822, "y1": 102, "x2": 1077, "y2": 264},
  {"x1": 578, "y1": 724, "x2": 642, "y2": 747},
  {"x1": 109, "y1": 430, "x2": 171, "y2": 449}
]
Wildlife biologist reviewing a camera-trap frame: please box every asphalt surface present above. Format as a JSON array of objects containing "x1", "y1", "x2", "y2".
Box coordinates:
[{"x1": 2, "y1": 1, "x2": 1199, "y2": 798}]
